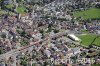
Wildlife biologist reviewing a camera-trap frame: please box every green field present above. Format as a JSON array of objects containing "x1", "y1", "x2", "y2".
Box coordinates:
[
  {"x1": 16, "y1": 6, "x2": 27, "y2": 13},
  {"x1": 92, "y1": 64, "x2": 100, "y2": 66},
  {"x1": 94, "y1": 37, "x2": 100, "y2": 46},
  {"x1": 5, "y1": 4, "x2": 13, "y2": 9},
  {"x1": 74, "y1": 8, "x2": 100, "y2": 20},
  {"x1": 78, "y1": 34, "x2": 100, "y2": 46}
]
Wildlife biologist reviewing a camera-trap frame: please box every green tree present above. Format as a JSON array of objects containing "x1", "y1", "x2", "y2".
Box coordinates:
[
  {"x1": 16, "y1": 0, "x2": 22, "y2": 3},
  {"x1": 43, "y1": 61, "x2": 48, "y2": 66},
  {"x1": 54, "y1": 29, "x2": 59, "y2": 33},
  {"x1": 20, "y1": 39, "x2": 29, "y2": 46},
  {"x1": 1, "y1": 33, "x2": 6, "y2": 38},
  {"x1": 0, "y1": 0, "x2": 3, "y2": 5},
  {"x1": 20, "y1": 30, "x2": 26, "y2": 36},
  {"x1": 32, "y1": 63, "x2": 36, "y2": 66},
  {"x1": 39, "y1": 29, "x2": 45, "y2": 38},
  {"x1": 0, "y1": 0, "x2": 4, "y2": 8},
  {"x1": 20, "y1": 56, "x2": 27, "y2": 66},
  {"x1": 4, "y1": 4, "x2": 14, "y2": 9},
  {"x1": 47, "y1": 27, "x2": 52, "y2": 32},
  {"x1": 0, "y1": 49, "x2": 3, "y2": 54}
]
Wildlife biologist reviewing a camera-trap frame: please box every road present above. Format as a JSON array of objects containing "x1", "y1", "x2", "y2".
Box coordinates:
[
  {"x1": 0, "y1": 38, "x2": 47, "y2": 60},
  {"x1": 0, "y1": 31, "x2": 68, "y2": 61},
  {"x1": 0, "y1": 0, "x2": 70, "y2": 60}
]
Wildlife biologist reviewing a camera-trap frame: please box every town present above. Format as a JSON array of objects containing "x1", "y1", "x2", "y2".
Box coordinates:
[{"x1": 0, "y1": 0, "x2": 100, "y2": 66}]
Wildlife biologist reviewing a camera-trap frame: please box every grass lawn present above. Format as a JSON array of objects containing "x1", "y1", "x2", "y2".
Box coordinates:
[
  {"x1": 16, "y1": 6, "x2": 27, "y2": 13},
  {"x1": 79, "y1": 34, "x2": 96, "y2": 46},
  {"x1": 81, "y1": 29, "x2": 89, "y2": 33},
  {"x1": 74, "y1": 8, "x2": 100, "y2": 20},
  {"x1": 5, "y1": 4, "x2": 13, "y2": 9},
  {"x1": 78, "y1": 34, "x2": 100, "y2": 46},
  {"x1": 93, "y1": 36, "x2": 100, "y2": 46},
  {"x1": 92, "y1": 64, "x2": 100, "y2": 66}
]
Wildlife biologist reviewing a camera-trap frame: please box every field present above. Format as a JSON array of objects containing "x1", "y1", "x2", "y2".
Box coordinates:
[
  {"x1": 74, "y1": 8, "x2": 100, "y2": 20},
  {"x1": 16, "y1": 6, "x2": 27, "y2": 13},
  {"x1": 5, "y1": 4, "x2": 13, "y2": 9},
  {"x1": 91, "y1": 64, "x2": 100, "y2": 66},
  {"x1": 93, "y1": 36, "x2": 100, "y2": 46},
  {"x1": 78, "y1": 34, "x2": 100, "y2": 46}
]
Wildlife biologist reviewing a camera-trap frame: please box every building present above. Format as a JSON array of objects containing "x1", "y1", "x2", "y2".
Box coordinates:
[
  {"x1": 95, "y1": 2, "x2": 100, "y2": 8},
  {"x1": 4, "y1": 0, "x2": 12, "y2": 4},
  {"x1": 67, "y1": 34, "x2": 81, "y2": 42}
]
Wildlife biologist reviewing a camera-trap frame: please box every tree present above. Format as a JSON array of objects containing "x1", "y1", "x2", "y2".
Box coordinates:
[
  {"x1": 43, "y1": 61, "x2": 48, "y2": 66},
  {"x1": 39, "y1": 29, "x2": 45, "y2": 38},
  {"x1": 0, "y1": 0, "x2": 3, "y2": 5},
  {"x1": 4, "y1": 4, "x2": 14, "y2": 12},
  {"x1": 98, "y1": 52, "x2": 100, "y2": 56},
  {"x1": 47, "y1": 27, "x2": 52, "y2": 32},
  {"x1": 1, "y1": 33, "x2": 6, "y2": 39},
  {"x1": 0, "y1": 0, "x2": 4, "y2": 8},
  {"x1": 16, "y1": 0, "x2": 22, "y2": 3},
  {"x1": 32, "y1": 63, "x2": 36, "y2": 66},
  {"x1": 20, "y1": 56, "x2": 27, "y2": 66},
  {"x1": 20, "y1": 39, "x2": 29, "y2": 46},
  {"x1": 54, "y1": 29, "x2": 59, "y2": 33},
  {"x1": 0, "y1": 49, "x2": 3, "y2": 54},
  {"x1": 47, "y1": 24, "x2": 53, "y2": 32},
  {"x1": 20, "y1": 30, "x2": 26, "y2": 36}
]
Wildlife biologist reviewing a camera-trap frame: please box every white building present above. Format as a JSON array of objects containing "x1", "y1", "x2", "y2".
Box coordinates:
[
  {"x1": 67, "y1": 34, "x2": 81, "y2": 42},
  {"x1": 44, "y1": 49, "x2": 51, "y2": 58}
]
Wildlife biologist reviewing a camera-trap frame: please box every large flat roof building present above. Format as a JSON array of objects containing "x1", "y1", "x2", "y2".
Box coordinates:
[{"x1": 67, "y1": 34, "x2": 81, "y2": 42}]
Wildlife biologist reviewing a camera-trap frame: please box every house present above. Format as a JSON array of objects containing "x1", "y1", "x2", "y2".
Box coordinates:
[
  {"x1": 0, "y1": 62, "x2": 5, "y2": 66},
  {"x1": 72, "y1": 47, "x2": 81, "y2": 55},
  {"x1": 4, "y1": 0, "x2": 13, "y2": 4},
  {"x1": 26, "y1": 0, "x2": 32, "y2": 3},
  {"x1": 32, "y1": 33, "x2": 42, "y2": 40},
  {"x1": 67, "y1": 50, "x2": 73, "y2": 56},
  {"x1": 67, "y1": 63, "x2": 72, "y2": 66},
  {"x1": 44, "y1": 49, "x2": 51, "y2": 58},
  {"x1": 43, "y1": 0, "x2": 51, "y2": 3}
]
